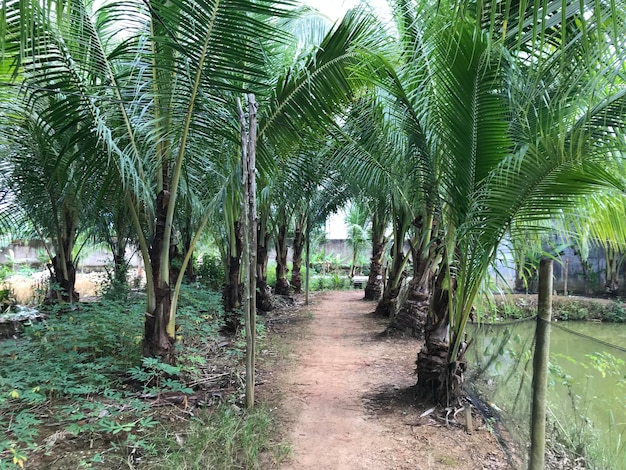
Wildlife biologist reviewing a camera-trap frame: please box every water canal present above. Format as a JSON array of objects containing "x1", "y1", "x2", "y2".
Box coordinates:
[{"x1": 467, "y1": 320, "x2": 626, "y2": 469}]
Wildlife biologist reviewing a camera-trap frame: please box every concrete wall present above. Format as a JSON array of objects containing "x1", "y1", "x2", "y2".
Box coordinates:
[{"x1": 0, "y1": 242, "x2": 142, "y2": 272}]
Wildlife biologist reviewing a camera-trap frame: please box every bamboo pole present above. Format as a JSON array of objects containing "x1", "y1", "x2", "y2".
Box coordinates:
[
  {"x1": 238, "y1": 94, "x2": 258, "y2": 409},
  {"x1": 563, "y1": 258, "x2": 569, "y2": 297},
  {"x1": 247, "y1": 93, "x2": 258, "y2": 409},
  {"x1": 305, "y1": 214, "x2": 310, "y2": 306},
  {"x1": 530, "y1": 258, "x2": 553, "y2": 470}
]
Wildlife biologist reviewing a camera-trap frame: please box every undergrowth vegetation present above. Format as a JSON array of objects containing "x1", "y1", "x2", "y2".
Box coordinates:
[
  {"x1": 0, "y1": 285, "x2": 287, "y2": 469},
  {"x1": 475, "y1": 295, "x2": 626, "y2": 322}
]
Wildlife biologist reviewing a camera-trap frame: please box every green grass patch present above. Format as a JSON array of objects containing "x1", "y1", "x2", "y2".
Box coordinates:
[
  {"x1": 150, "y1": 404, "x2": 290, "y2": 470},
  {"x1": 0, "y1": 285, "x2": 286, "y2": 469}
]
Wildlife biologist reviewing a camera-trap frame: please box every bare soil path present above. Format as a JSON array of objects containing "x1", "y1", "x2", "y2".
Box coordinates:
[{"x1": 265, "y1": 290, "x2": 510, "y2": 470}]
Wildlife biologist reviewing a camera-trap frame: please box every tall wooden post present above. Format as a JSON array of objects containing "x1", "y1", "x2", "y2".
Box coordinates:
[
  {"x1": 530, "y1": 258, "x2": 553, "y2": 469},
  {"x1": 563, "y1": 258, "x2": 569, "y2": 297},
  {"x1": 239, "y1": 94, "x2": 258, "y2": 409},
  {"x1": 305, "y1": 215, "x2": 310, "y2": 306}
]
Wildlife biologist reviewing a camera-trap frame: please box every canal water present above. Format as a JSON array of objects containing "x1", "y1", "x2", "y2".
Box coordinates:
[{"x1": 466, "y1": 320, "x2": 626, "y2": 469}]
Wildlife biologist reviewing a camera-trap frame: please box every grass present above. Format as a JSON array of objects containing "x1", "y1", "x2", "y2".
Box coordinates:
[
  {"x1": 150, "y1": 404, "x2": 290, "y2": 470},
  {"x1": 264, "y1": 261, "x2": 354, "y2": 293},
  {"x1": 0, "y1": 284, "x2": 291, "y2": 469}
]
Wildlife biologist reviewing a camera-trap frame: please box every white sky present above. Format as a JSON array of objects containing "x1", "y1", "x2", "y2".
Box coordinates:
[
  {"x1": 301, "y1": 1, "x2": 391, "y2": 240},
  {"x1": 302, "y1": 0, "x2": 391, "y2": 23}
]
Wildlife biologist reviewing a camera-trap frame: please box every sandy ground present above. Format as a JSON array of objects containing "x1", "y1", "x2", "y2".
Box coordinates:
[{"x1": 262, "y1": 290, "x2": 512, "y2": 470}]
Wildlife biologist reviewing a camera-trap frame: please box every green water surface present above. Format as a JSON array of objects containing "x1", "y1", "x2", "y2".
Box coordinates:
[{"x1": 467, "y1": 321, "x2": 626, "y2": 468}]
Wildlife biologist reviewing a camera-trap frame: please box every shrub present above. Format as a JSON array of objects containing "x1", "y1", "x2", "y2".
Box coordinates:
[{"x1": 196, "y1": 253, "x2": 225, "y2": 291}]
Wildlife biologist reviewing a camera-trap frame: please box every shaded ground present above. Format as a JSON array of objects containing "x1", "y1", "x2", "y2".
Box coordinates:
[{"x1": 260, "y1": 290, "x2": 510, "y2": 470}]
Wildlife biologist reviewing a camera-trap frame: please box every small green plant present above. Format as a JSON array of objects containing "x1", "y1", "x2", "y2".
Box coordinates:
[
  {"x1": 98, "y1": 263, "x2": 130, "y2": 301},
  {"x1": 128, "y1": 357, "x2": 193, "y2": 394},
  {"x1": 604, "y1": 301, "x2": 626, "y2": 322},
  {"x1": 555, "y1": 301, "x2": 588, "y2": 321},
  {"x1": 196, "y1": 252, "x2": 225, "y2": 291}
]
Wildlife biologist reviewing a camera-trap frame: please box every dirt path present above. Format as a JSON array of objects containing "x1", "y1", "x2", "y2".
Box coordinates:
[{"x1": 267, "y1": 290, "x2": 510, "y2": 470}]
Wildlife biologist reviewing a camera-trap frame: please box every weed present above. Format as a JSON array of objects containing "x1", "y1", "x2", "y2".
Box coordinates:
[
  {"x1": 0, "y1": 282, "x2": 290, "y2": 468},
  {"x1": 150, "y1": 403, "x2": 285, "y2": 470}
]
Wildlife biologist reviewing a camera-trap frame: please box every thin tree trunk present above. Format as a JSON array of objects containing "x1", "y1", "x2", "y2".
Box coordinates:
[
  {"x1": 305, "y1": 218, "x2": 311, "y2": 306},
  {"x1": 563, "y1": 258, "x2": 569, "y2": 296},
  {"x1": 514, "y1": 258, "x2": 526, "y2": 293},
  {"x1": 275, "y1": 221, "x2": 290, "y2": 295},
  {"x1": 605, "y1": 246, "x2": 619, "y2": 295},
  {"x1": 365, "y1": 199, "x2": 388, "y2": 300},
  {"x1": 183, "y1": 224, "x2": 195, "y2": 283},
  {"x1": 291, "y1": 213, "x2": 306, "y2": 293}
]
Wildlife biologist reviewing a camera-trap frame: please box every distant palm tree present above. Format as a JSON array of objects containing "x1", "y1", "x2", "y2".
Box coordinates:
[{"x1": 344, "y1": 202, "x2": 370, "y2": 277}]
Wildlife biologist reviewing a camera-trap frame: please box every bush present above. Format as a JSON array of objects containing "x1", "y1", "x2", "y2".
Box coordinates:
[
  {"x1": 98, "y1": 263, "x2": 130, "y2": 301},
  {"x1": 196, "y1": 253, "x2": 225, "y2": 291},
  {"x1": 0, "y1": 287, "x2": 230, "y2": 468}
]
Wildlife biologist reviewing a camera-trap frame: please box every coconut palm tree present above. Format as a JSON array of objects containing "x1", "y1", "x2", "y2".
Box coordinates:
[
  {"x1": 344, "y1": 202, "x2": 370, "y2": 277},
  {"x1": 407, "y1": 0, "x2": 626, "y2": 403},
  {"x1": 558, "y1": 192, "x2": 626, "y2": 295},
  {"x1": 2, "y1": 0, "x2": 382, "y2": 362},
  {"x1": 0, "y1": 94, "x2": 103, "y2": 303},
  {"x1": 334, "y1": 95, "x2": 395, "y2": 299},
  {"x1": 336, "y1": 0, "x2": 626, "y2": 404}
]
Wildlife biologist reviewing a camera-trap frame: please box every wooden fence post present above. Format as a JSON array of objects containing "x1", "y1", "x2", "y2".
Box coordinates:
[
  {"x1": 563, "y1": 258, "x2": 569, "y2": 297},
  {"x1": 305, "y1": 216, "x2": 310, "y2": 306},
  {"x1": 530, "y1": 258, "x2": 553, "y2": 469},
  {"x1": 239, "y1": 94, "x2": 258, "y2": 409}
]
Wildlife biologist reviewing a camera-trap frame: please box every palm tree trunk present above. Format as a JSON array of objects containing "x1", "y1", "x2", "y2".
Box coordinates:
[
  {"x1": 182, "y1": 219, "x2": 196, "y2": 282},
  {"x1": 375, "y1": 233, "x2": 407, "y2": 317},
  {"x1": 390, "y1": 217, "x2": 440, "y2": 336},
  {"x1": 224, "y1": 220, "x2": 244, "y2": 331},
  {"x1": 514, "y1": 258, "x2": 526, "y2": 292},
  {"x1": 48, "y1": 211, "x2": 79, "y2": 304},
  {"x1": 364, "y1": 231, "x2": 386, "y2": 300},
  {"x1": 290, "y1": 213, "x2": 306, "y2": 293},
  {"x1": 143, "y1": 189, "x2": 175, "y2": 363},
  {"x1": 256, "y1": 218, "x2": 273, "y2": 311},
  {"x1": 275, "y1": 222, "x2": 290, "y2": 295},
  {"x1": 416, "y1": 260, "x2": 466, "y2": 405},
  {"x1": 416, "y1": 266, "x2": 450, "y2": 403},
  {"x1": 49, "y1": 253, "x2": 78, "y2": 303},
  {"x1": 389, "y1": 262, "x2": 431, "y2": 337},
  {"x1": 605, "y1": 246, "x2": 619, "y2": 295}
]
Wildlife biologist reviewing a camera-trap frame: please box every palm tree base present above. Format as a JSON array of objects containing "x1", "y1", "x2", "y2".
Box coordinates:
[
  {"x1": 388, "y1": 286, "x2": 429, "y2": 337},
  {"x1": 416, "y1": 339, "x2": 467, "y2": 406},
  {"x1": 374, "y1": 286, "x2": 400, "y2": 317},
  {"x1": 275, "y1": 278, "x2": 290, "y2": 296}
]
